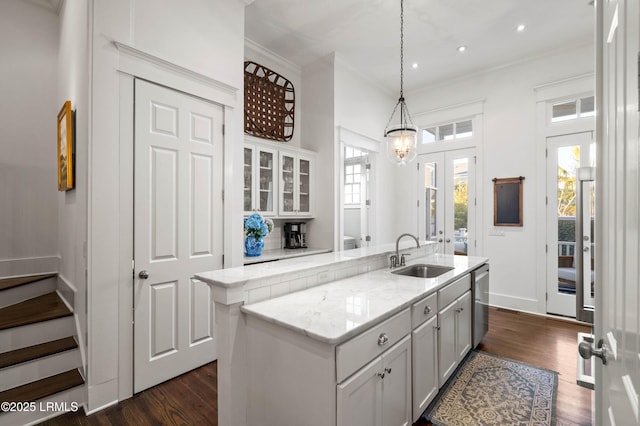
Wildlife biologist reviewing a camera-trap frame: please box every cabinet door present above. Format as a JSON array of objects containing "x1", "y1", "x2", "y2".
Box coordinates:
[
  {"x1": 243, "y1": 146, "x2": 255, "y2": 214},
  {"x1": 412, "y1": 315, "x2": 438, "y2": 421},
  {"x1": 297, "y1": 155, "x2": 312, "y2": 215},
  {"x1": 456, "y1": 290, "x2": 472, "y2": 362},
  {"x1": 279, "y1": 152, "x2": 296, "y2": 215},
  {"x1": 256, "y1": 146, "x2": 277, "y2": 216},
  {"x1": 381, "y1": 335, "x2": 412, "y2": 426},
  {"x1": 337, "y1": 357, "x2": 383, "y2": 426},
  {"x1": 438, "y1": 300, "x2": 457, "y2": 387}
]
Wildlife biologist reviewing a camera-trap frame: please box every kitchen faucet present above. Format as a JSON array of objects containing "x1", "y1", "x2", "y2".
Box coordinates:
[{"x1": 390, "y1": 233, "x2": 420, "y2": 268}]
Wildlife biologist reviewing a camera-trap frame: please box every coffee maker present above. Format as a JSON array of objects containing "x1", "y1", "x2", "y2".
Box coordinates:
[{"x1": 284, "y1": 222, "x2": 307, "y2": 249}]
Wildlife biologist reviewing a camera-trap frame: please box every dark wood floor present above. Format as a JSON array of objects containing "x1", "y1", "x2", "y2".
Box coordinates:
[{"x1": 41, "y1": 307, "x2": 592, "y2": 426}]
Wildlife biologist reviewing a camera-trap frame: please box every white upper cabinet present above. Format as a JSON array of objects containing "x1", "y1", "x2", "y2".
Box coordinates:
[
  {"x1": 243, "y1": 143, "x2": 278, "y2": 216},
  {"x1": 279, "y1": 151, "x2": 313, "y2": 217}
]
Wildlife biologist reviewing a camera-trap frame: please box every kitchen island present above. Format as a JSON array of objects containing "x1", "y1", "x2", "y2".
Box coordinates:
[{"x1": 196, "y1": 242, "x2": 488, "y2": 426}]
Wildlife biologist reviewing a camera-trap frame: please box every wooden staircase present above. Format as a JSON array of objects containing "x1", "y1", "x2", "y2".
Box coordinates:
[{"x1": 0, "y1": 274, "x2": 85, "y2": 426}]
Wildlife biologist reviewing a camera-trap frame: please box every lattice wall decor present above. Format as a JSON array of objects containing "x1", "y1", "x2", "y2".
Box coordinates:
[{"x1": 244, "y1": 61, "x2": 295, "y2": 142}]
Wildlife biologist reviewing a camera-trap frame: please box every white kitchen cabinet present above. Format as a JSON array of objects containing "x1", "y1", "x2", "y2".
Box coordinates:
[
  {"x1": 337, "y1": 335, "x2": 412, "y2": 426},
  {"x1": 279, "y1": 151, "x2": 313, "y2": 216},
  {"x1": 438, "y1": 289, "x2": 472, "y2": 387},
  {"x1": 243, "y1": 143, "x2": 278, "y2": 216},
  {"x1": 412, "y1": 314, "x2": 439, "y2": 421}
]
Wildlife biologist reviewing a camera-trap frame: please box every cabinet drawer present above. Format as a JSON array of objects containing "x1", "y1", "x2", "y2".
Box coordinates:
[
  {"x1": 336, "y1": 308, "x2": 411, "y2": 383},
  {"x1": 438, "y1": 273, "x2": 471, "y2": 310},
  {"x1": 411, "y1": 292, "x2": 437, "y2": 328}
]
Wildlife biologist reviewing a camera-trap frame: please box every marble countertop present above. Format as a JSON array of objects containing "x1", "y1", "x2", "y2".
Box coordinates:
[
  {"x1": 243, "y1": 247, "x2": 332, "y2": 265},
  {"x1": 240, "y1": 253, "x2": 488, "y2": 345},
  {"x1": 197, "y1": 242, "x2": 428, "y2": 289}
]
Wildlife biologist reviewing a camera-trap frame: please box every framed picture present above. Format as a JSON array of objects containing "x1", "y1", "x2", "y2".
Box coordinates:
[
  {"x1": 57, "y1": 100, "x2": 74, "y2": 191},
  {"x1": 493, "y1": 176, "x2": 524, "y2": 226}
]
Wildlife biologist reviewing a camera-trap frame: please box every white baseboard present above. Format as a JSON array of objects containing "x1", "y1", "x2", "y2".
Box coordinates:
[
  {"x1": 0, "y1": 256, "x2": 59, "y2": 279},
  {"x1": 56, "y1": 274, "x2": 76, "y2": 311},
  {"x1": 488, "y1": 292, "x2": 541, "y2": 315}
]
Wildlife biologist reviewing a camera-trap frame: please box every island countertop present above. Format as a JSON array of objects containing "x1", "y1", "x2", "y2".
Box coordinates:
[{"x1": 240, "y1": 253, "x2": 488, "y2": 345}]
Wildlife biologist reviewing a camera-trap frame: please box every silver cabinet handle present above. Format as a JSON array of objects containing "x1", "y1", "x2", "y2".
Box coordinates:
[
  {"x1": 139, "y1": 270, "x2": 149, "y2": 279},
  {"x1": 378, "y1": 333, "x2": 389, "y2": 346},
  {"x1": 377, "y1": 372, "x2": 385, "y2": 379},
  {"x1": 424, "y1": 305, "x2": 432, "y2": 315},
  {"x1": 384, "y1": 367, "x2": 392, "y2": 374}
]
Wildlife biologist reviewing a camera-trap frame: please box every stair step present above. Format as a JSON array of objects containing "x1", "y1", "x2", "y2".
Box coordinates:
[
  {"x1": 0, "y1": 274, "x2": 57, "y2": 292},
  {"x1": 0, "y1": 337, "x2": 77, "y2": 370},
  {"x1": 0, "y1": 369, "x2": 84, "y2": 408},
  {"x1": 0, "y1": 293, "x2": 72, "y2": 331}
]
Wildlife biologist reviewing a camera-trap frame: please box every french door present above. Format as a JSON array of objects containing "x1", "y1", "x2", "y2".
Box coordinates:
[
  {"x1": 418, "y1": 149, "x2": 475, "y2": 255},
  {"x1": 545, "y1": 132, "x2": 595, "y2": 319}
]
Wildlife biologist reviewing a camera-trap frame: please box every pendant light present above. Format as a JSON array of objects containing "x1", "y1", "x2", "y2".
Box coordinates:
[{"x1": 385, "y1": 0, "x2": 418, "y2": 166}]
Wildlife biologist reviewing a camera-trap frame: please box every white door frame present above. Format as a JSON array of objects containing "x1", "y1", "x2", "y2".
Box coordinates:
[{"x1": 113, "y1": 45, "x2": 241, "y2": 403}]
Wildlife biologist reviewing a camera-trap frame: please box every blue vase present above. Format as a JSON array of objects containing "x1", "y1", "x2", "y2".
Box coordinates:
[{"x1": 245, "y1": 236, "x2": 264, "y2": 257}]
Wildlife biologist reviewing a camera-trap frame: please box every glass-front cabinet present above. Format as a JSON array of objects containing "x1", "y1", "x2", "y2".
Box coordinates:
[
  {"x1": 243, "y1": 144, "x2": 277, "y2": 216},
  {"x1": 279, "y1": 151, "x2": 312, "y2": 216}
]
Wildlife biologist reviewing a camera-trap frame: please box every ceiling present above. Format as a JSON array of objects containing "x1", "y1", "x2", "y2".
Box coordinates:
[{"x1": 245, "y1": 0, "x2": 595, "y2": 93}]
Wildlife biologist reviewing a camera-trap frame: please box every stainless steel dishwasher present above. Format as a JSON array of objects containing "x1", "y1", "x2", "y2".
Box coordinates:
[{"x1": 472, "y1": 264, "x2": 490, "y2": 347}]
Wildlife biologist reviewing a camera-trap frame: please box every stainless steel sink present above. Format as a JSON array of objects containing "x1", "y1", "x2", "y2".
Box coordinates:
[{"x1": 391, "y1": 264, "x2": 454, "y2": 278}]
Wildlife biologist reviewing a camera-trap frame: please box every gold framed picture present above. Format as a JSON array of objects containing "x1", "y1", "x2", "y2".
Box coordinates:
[{"x1": 57, "y1": 100, "x2": 74, "y2": 191}]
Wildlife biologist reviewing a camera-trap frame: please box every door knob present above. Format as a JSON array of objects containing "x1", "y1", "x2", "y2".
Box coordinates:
[
  {"x1": 579, "y1": 338, "x2": 608, "y2": 365},
  {"x1": 138, "y1": 270, "x2": 150, "y2": 279}
]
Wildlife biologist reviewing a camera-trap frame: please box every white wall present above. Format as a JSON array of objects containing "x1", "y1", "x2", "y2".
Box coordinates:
[
  {"x1": 83, "y1": 0, "x2": 246, "y2": 411},
  {"x1": 0, "y1": 0, "x2": 59, "y2": 262},
  {"x1": 333, "y1": 57, "x2": 399, "y2": 246},
  {"x1": 402, "y1": 44, "x2": 594, "y2": 314},
  {"x1": 58, "y1": 0, "x2": 90, "y2": 378},
  {"x1": 301, "y1": 54, "x2": 336, "y2": 250}
]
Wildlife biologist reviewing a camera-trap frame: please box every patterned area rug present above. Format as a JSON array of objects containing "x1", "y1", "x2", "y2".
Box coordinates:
[{"x1": 424, "y1": 350, "x2": 558, "y2": 426}]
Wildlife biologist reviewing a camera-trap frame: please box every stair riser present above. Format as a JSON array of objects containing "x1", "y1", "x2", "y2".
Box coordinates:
[
  {"x1": 0, "y1": 278, "x2": 57, "y2": 309},
  {"x1": 0, "y1": 384, "x2": 85, "y2": 426},
  {"x1": 0, "y1": 317, "x2": 75, "y2": 353},
  {"x1": 0, "y1": 349, "x2": 81, "y2": 392}
]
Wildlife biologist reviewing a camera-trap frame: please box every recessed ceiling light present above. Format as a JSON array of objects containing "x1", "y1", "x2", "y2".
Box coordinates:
[
  {"x1": 412, "y1": 63, "x2": 419, "y2": 69},
  {"x1": 457, "y1": 45, "x2": 467, "y2": 53},
  {"x1": 516, "y1": 24, "x2": 526, "y2": 32}
]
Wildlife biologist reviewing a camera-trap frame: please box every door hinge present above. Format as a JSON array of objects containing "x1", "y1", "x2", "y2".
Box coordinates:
[
  {"x1": 474, "y1": 155, "x2": 477, "y2": 164},
  {"x1": 365, "y1": 199, "x2": 371, "y2": 207},
  {"x1": 417, "y1": 163, "x2": 420, "y2": 171},
  {"x1": 417, "y1": 199, "x2": 420, "y2": 208},
  {"x1": 474, "y1": 197, "x2": 477, "y2": 206},
  {"x1": 132, "y1": 259, "x2": 135, "y2": 275},
  {"x1": 545, "y1": 148, "x2": 548, "y2": 158},
  {"x1": 222, "y1": 190, "x2": 224, "y2": 201},
  {"x1": 222, "y1": 254, "x2": 224, "y2": 266},
  {"x1": 365, "y1": 163, "x2": 371, "y2": 170},
  {"x1": 222, "y1": 124, "x2": 225, "y2": 136},
  {"x1": 546, "y1": 196, "x2": 548, "y2": 205},
  {"x1": 365, "y1": 235, "x2": 371, "y2": 242},
  {"x1": 545, "y1": 244, "x2": 548, "y2": 253}
]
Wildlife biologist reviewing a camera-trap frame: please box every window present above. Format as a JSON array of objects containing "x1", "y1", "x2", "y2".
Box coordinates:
[
  {"x1": 344, "y1": 147, "x2": 367, "y2": 206},
  {"x1": 551, "y1": 96, "x2": 594, "y2": 122},
  {"x1": 422, "y1": 120, "x2": 473, "y2": 144}
]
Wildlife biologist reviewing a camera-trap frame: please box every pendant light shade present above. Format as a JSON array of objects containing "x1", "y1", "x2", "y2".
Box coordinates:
[{"x1": 385, "y1": 0, "x2": 418, "y2": 166}]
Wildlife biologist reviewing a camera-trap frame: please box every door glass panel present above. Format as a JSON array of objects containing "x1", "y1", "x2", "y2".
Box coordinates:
[
  {"x1": 244, "y1": 147, "x2": 253, "y2": 211},
  {"x1": 424, "y1": 162, "x2": 437, "y2": 242},
  {"x1": 299, "y1": 159, "x2": 310, "y2": 212},
  {"x1": 453, "y1": 158, "x2": 468, "y2": 255},
  {"x1": 282, "y1": 155, "x2": 294, "y2": 212},
  {"x1": 556, "y1": 145, "x2": 579, "y2": 296},
  {"x1": 258, "y1": 150, "x2": 274, "y2": 212}
]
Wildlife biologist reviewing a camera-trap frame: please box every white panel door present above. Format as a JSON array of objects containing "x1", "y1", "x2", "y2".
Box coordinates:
[
  {"x1": 337, "y1": 357, "x2": 383, "y2": 426},
  {"x1": 593, "y1": 0, "x2": 640, "y2": 424},
  {"x1": 134, "y1": 79, "x2": 223, "y2": 393},
  {"x1": 412, "y1": 315, "x2": 438, "y2": 421}
]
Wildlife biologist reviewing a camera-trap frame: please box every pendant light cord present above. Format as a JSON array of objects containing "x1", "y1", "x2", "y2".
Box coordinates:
[{"x1": 400, "y1": 0, "x2": 404, "y2": 100}]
